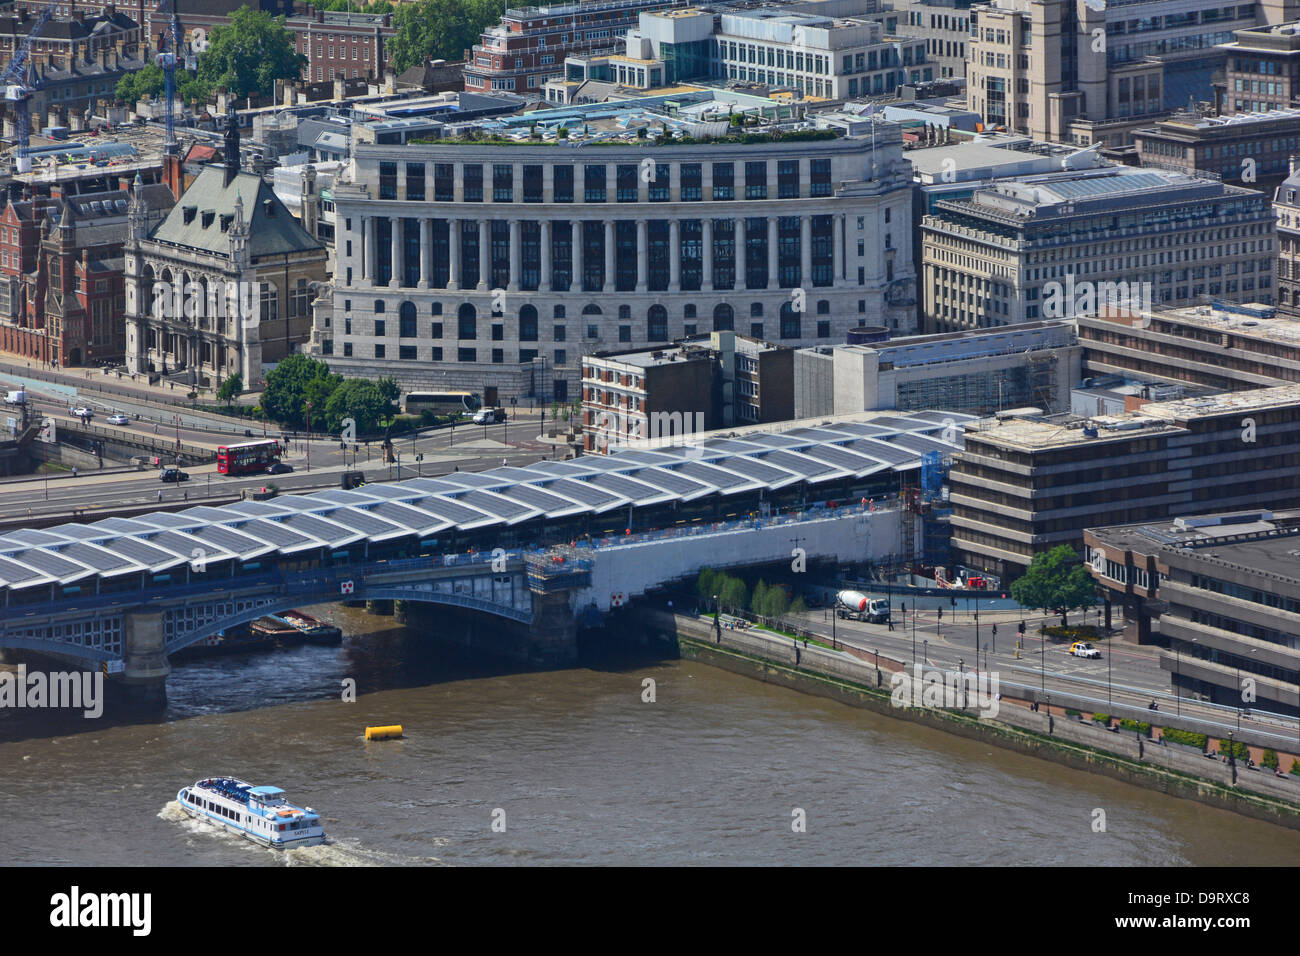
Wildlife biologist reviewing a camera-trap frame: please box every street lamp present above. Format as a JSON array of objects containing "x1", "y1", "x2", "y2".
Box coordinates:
[
  {"x1": 713, "y1": 593, "x2": 720, "y2": 643},
  {"x1": 903, "y1": 601, "x2": 913, "y2": 664},
  {"x1": 922, "y1": 638, "x2": 928, "y2": 666},
  {"x1": 305, "y1": 400, "x2": 312, "y2": 472}
]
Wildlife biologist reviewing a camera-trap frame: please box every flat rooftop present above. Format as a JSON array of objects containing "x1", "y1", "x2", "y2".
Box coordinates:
[
  {"x1": 1089, "y1": 303, "x2": 1300, "y2": 349},
  {"x1": 965, "y1": 383, "x2": 1300, "y2": 449},
  {"x1": 1088, "y1": 509, "x2": 1300, "y2": 554}
]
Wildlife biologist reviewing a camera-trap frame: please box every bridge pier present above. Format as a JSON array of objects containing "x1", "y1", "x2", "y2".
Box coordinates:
[
  {"x1": 115, "y1": 611, "x2": 171, "y2": 710},
  {"x1": 366, "y1": 599, "x2": 394, "y2": 616},
  {"x1": 393, "y1": 600, "x2": 408, "y2": 625},
  {"x1": 402, "y1": 591, "x2": 577, "y2": 668}
]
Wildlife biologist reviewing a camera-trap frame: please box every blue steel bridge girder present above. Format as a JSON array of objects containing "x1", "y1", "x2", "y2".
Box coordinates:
[{"x1": 0, "y1": 563, "x2": 535, "y2": 663}]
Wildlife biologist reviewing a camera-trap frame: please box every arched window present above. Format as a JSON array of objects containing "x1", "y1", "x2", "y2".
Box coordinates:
[
  {"x1": 648, "y1": 304, "x2": 668, "y2": 341},
  {"x1": 779, "y1": 301, "x2": 800, "y2": 339},
  {"x1": 519, "y1": 304, "x2": 538, "y2": 342},
  {"x1": 582, "y1": 304, "x2": 602, "y2": 316},
  {"x1": 399, "y1": 301, "x2": 417, "y2": 338},
  {"x1": 458, "y1": 303, "x2": 477, "y2": 340},
  {"x1": 141, "y1": 264, "x2": 156, "y2": 317},
  {"x1": 713, "y1": 303, "x2": 734, "y2": 332}
]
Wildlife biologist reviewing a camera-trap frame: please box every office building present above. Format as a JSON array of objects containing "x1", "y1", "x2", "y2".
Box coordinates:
[
  {"x1": 1133, "y1": 107, "x2": 1300, "y2": 192},
  {"x1": 965, "y1": 0, "x2": 1262, "y2": 147},
  {"x1": 317, "y1": 98, "x2": 917, "y2": 402},
  {"x1": 949, "y1": 384, "x2": 1300, "y2": 579},
  {"x1": 920, "y1": 167, "x2": 1275, "y2": 332},
  {"x1": 794, "y1": 319, "x2": 1080, "y2": 418},
  {"x1": 1085, "y1": 509, "x2": 1300, "y2": 715},
  {"x1": 1076, "y1": 303, "x2": 1300, "y2": 391}
]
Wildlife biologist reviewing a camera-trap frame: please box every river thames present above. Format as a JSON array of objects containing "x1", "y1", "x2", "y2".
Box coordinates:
[{"x1": 3, "y1": 606, "x2": 1298, "y2": 866}]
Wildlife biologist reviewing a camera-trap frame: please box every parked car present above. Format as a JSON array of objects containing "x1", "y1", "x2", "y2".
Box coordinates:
[
  {"x1": 160, "y1": 467, "x2": 189, "y2": 483},
  {"x1": 266, "y1": 462, "x2": 294, "y2": 474},
  {"x1": 106, "y1": 413, "x2": 129, "y2": 426},
  {"x1": 473, "y1": 407, "x2": 507, "y2": 424},
  {"x1": 1068, "y1": 641, "x2": 1101, "y2": 659}
]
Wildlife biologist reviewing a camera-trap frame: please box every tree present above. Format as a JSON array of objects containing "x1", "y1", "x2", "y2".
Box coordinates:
[
  {"x1": 196, "y1": 7, "x2": 306, "y2": 99},
  {"x1": 116, "y1": 63, "x2": 166, "y2": 104},
  {"x1": 389, "y1": 0, "x2": 506, "y2": 74},
  {"x1": 1010, "y1": 546, "x2": 1096, "y2": 626},
  {"x1": 216, "y1": 373, "x2": 243, "y2": 404},
  {"x1": 263, "y1": 354, "x2": 337, "y2": 428},
  {"x1": 324, "y1": 379, "x2": 391, "y2": 434}
]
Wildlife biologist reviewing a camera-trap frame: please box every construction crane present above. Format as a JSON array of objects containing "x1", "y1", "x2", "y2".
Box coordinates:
[
  {"x1": 2, "y1": 2, "x2": 56, "y2": 174},
  {"x1": 156, "y1": 0, "x2": 184, "y2": 153}
]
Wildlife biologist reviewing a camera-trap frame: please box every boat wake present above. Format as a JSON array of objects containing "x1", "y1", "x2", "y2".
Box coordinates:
[
  {"x1": 158, "y1": 802, "x2": 444, "y2": 865},
  {"x1": 283, "y1": 838, "x2": 445, "y2": 867}
]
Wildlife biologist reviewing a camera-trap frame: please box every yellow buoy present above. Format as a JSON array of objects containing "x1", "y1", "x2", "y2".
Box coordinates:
[{"x1": 365, "y1": 724, "x2": 404, "y2": 741}]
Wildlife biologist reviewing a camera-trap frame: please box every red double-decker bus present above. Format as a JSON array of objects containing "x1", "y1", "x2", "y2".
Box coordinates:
[{"x1": 217, "y1": 439, "x2": 282, "y2": 475}]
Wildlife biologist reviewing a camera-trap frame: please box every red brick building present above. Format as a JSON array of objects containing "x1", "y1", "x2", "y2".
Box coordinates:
[
  {"x1": 0, "y1": 182, "x2": 174, "y2": 368},
  {"x1": 464, "y1": 0, "x2": 682, "y2": 93}
]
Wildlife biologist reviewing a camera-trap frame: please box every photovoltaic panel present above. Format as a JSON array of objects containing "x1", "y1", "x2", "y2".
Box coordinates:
[
  {"x1": 280, "y1": 513, "x2": 364, "y2": 547},
  {"x1": 58, "y1": 542, "x2": 137, "y2": 573},
  {"x1": 759, "y1": 449, "x2": 837, "y2": 479},
  {"x1": 674, "y1": 460, "x2": 755, "y2": 491},
  {"x1": 456, "y1": 489, "x2": 533, "y2": 521},
  {"x1": 539, "y1": 478, "x2": 622, "y2": 510},
  {"x1": 716, "y1": 455, "x2": 797, "y2": 485},
  {"x1": 0, "y1": 556, "x2": 45, "y2": 585}
]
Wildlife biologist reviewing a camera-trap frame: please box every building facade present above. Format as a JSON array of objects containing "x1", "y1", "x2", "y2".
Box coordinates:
[
  {"x1": 949, "y1": 385, "x2": 1300, "y2": 579},
  {"x1": 1217, "y1": 20, "x2": 1300, "y2": 113},
  {"x1": 317, "y1": 125, "x2": 917, "y2": 402},
  {"x1": 921, "y1": 168, "x2": 1275, "y2": 332},
  {"x1": 965, "y1": 0, "x2": 1259, "y2": 147},
  {"x1": 1077, "y1": 303, "x2": 1300, "y2": 390},
  {"x1": 795, "y1": 319, "x2": 1080, "y2": 418},
  {"x1": 464, "y1": 0, "x2": 682, "y2": 93},
  {"x1": 123, "y1": 115, "x2": 328, "y2": 390},
  {"x1": 1085, "y1": 510, "x2": 1300, "y2": 715},
  {"x1": 1133, "y1": 107, "x2": 1300, "y2": 192},
  {"x1": 1276, "y1": 162, "x2": 1300, "y2": 317},
  {"x1": 892, "y1": 0, "x2": 971, "y2": 79}
]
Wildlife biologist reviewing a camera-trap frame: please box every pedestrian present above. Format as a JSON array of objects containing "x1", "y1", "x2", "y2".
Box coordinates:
[
  {"x1": 157, "y1": 489, "x2": 163, "y2": 502},
  {"x1": 72, "y1": 466, "x2": 77, "y2": 478}
]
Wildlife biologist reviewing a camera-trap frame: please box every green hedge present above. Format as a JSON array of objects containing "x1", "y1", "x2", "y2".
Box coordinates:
[
  {"x1": 1161, "y1": 728, "x2": 1208, "y2": 751},
  {"x1": 1092, "y1": 712, "x2": 1110, "y2": 724},
  {"x1": 1217, "y1": 740, "x2": 1250, "y2": 760},
  {"x1": 1117, "y1": 718, "x2": 1152, "y2": 736},
  {"x1": 1041, "y1": 624, "x2": 1102, "y2": 640},
  {"x1": 1065, "y1": 708, "x2": 1080, "y2": 717},
  {"x1": 1292, "y1": 758, "x2": 1300, "y2": 776},
  {"x1": 1262, "y1": 748, "x2": 1279, "y2": 770}
]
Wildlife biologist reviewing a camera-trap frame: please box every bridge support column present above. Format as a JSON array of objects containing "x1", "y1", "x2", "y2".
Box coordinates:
[
  {"x1": 117, "y1": 611, "x2": 171, "y2": 710},
  {"x1": 366, "y1": 599, "x2": 394, "y2": 616},
  {"x1": 528, "y1": 589, "x2": 578, "y2": 667},
  {"x1": 393, "y1": 600, "x2": 408, "y2": 625}
]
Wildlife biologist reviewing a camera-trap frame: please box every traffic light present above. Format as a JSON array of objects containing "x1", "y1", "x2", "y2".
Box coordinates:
[
  {"x1": 937, "y1": 607, "x2": 943, "y2": 621},
  {"x1": 1018, "y1": 620, "x2": 1026, "y2": 635}
]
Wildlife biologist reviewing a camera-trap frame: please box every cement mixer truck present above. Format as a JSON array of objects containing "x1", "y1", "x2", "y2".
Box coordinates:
[{"x1": 835, "y1": 590, "x2": 890, "y2": 624}]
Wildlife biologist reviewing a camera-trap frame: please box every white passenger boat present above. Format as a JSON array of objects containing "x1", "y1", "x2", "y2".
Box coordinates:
[{"x1": 177, "y1": 777, "x2": 326, "y2": 849}]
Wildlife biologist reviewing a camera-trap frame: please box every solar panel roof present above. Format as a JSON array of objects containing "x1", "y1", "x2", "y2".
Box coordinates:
[{"x1": 0, "y1": 413, "x2": 964, "y2": 588}]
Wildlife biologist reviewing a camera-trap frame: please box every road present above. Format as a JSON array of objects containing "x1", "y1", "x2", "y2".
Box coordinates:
[
  {"x1": 782, "y1": 603, "x2": 1300, "y2": 751},
  {"x1": 0, "y1": 410, "x2": 562, "y2": 520}
]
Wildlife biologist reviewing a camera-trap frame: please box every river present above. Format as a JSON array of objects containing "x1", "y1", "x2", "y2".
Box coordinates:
[{"x1": 3, "y1": 605, "x2": 1298, "y2": 866}]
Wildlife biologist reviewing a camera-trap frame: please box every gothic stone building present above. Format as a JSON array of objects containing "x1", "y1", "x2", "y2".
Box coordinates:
[{"x1": 123, "y1": 118, "x2": 327, "y2": 390}]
